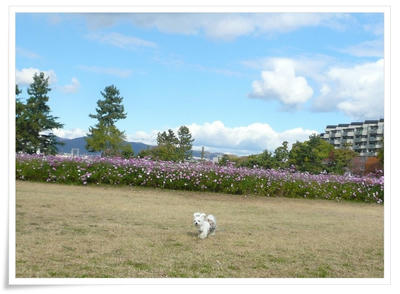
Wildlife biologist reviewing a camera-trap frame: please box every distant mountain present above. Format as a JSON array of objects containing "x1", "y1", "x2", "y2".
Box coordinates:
[
  {"x1": 56, "y1": 136, "x2": 223, "y2": 160},
  {"x1": 56, "y1": 137, "x2": 152, "y2": 156}
]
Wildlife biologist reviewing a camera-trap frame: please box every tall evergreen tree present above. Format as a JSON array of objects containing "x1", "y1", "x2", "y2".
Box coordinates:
[
  {"x1": 157, "y1": 129, "x2": 179, "y2": 146},
  {"x1": 177, "y1": 126, "x2": 194, "y2": 160},
  {"x1": 274, "y1": 141, "x2": 290, "y2": 168},
  {"x1": 89, "y1": 85, "x2": 126, "y2": 126},
  {"x1": 17, "y1": 73, "x2": 63, "y2": 154},
  {"x1": 16, "y1": 85, "x2": 28, "y2": 152},
  {"x1": 86, "y1": 85, "x2": 133, "y2": 157}
]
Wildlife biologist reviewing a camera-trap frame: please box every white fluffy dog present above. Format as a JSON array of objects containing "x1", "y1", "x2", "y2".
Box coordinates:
[{"x1": 193, "y1": 212, "x2": 217, "y2": 239}]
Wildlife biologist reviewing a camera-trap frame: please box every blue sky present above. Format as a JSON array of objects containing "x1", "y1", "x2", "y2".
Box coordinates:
[{"x1": 15, "y1": 13, "x2": 384, "y2": 155}]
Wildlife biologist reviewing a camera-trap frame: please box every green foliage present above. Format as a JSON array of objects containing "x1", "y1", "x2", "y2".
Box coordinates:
[
  {"x1": 325, "y1": 148, "x2": 358, "y2": 175},
  {"x1": 120, "y1": 143, "x2": 135, "y2": 159},
  {"x1": 15, "y1": 73, "x2": 64, "y2": 154},
  {"x1": 289, "y1": 135, "x2": 334, "y2": 173},
  {"x1": 142, "y1": 126, "x2": 194, "y2": 161},
  {"x1": 86, "y1": 85, "x2": 133, "y2": 157},
  {"x1": 16, "y1": 85, "x2": 28, "y2": 153},
  {"x1": 235, "y1": 151, "x2": 276, "y2": 169},
  {"x1": 274, "y1": 141, "x2": 290, "y2": 169},
  {"x1": 220, "y1": 136, "x2": 355, "y2": 175},
  {"x1": 138, "y1": 145, "x2": 180, "y2": 161},
  {"x1": 86, "y1": 123, "x2": 133, "y2": 157},
  {"x1": 177, "y1": 126, "x2": 194, "y2": 160},
  {"x1": 88, "y1": 85, "x2": 126, "y2": 126},
  {"x1": 157, "y1": 129, "x2": 179, "y2": 146},
  {"x1": 220, "y1": 141, "x2": 290, "y2": 170}
]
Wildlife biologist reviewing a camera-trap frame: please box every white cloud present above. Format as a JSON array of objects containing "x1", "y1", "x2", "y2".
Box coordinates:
[
  {"x1": 363, "y1": 22, "x2": 384, "y2": 36},
  {"x1": 243, "y1": 55, "x2": 334, "y2": 83},
  {"x1": 244, "y1": 56, "x2": 384, "y2": 120},
  {"x1": 82, "y1": 13, "x2": 350, "y2": 40},
  {"x1": 313, "y1": 59, "x2": 384, "y2": 120},
  {"x1": 86, "y1": 32, "x2": 157, "y2": 49},
  {"x1": 52, "y1": 128, "x2": 87, "y2": 139},
  {"x1": 127, "y1": 130, "x2": 159, "y2": 146},
  {"x1": 16, "y1": 68, "x2": 57, "y2": 86},
  {"x1": 77, "y1": 65, "x2": 133, "y2": 78},
  {"x1": 61, "y1": 77, "x2": 80, "y2": 94},
  {"x1": 339, "y1": 39, "x2": 383, "y2": 57},
  {"x1": 128, "y1": 121, "x2": 317, "y2": 155},
  {"x1": 249, "y1": 58, "x2": 314, "y2": 108}
]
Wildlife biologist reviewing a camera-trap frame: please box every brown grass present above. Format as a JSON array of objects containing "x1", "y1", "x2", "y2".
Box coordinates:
[{"x1": 15, "y1": 181, "x2": 384, "y2": 278}]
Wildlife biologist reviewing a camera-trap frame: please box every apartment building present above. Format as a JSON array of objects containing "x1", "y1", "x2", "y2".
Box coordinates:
[{"x1": 320, "y1": 119, "x2": 384, "y2": 157}]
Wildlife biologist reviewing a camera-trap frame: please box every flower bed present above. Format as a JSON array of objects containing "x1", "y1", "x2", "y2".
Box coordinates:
[{"x1": 16, "y1": 154, "x2": 384, "y2": 203}]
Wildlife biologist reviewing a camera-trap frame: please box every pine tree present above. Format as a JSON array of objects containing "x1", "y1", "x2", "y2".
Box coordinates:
[
  {"x1": 86, "y1": 85, "x2": 133, "y2": 157},
  {"x1": 17, "y1": 73, "x2": 63, "y2": 154},
  {"x1": 273, "y1": 141, "x2": 290, "y2": 168},
  {"x1": 89, "y1": 85, "x2": 126, "y2": 126},
  {"x1": 157, "y1": 129, "x2": 179, "y2": 146},
  {"x1": 177, "y1": 126, "x2": 194, "y2": 160},
  {"x1": 16, "y1": 85, "x2": 28, "y2": 152}
]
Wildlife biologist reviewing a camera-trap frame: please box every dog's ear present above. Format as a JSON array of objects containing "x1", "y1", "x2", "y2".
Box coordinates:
[{"x1": 193, "y1": 212, "x2": 200, "y2": 218}]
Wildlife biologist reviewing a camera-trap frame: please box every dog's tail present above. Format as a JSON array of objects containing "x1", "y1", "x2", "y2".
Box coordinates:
[{"x1": 207, "y1": 215, "x2": 217, "y2": 232}]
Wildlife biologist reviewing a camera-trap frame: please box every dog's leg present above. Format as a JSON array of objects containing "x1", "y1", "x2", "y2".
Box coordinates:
[{"x1": 199, "y1": 231, "x2": 208, "y2": 239}]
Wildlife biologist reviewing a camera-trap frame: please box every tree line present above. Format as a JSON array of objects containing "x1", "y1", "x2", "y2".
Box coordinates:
[
  {"x1": 219, "y1": 135, "x2": 363, "y2": 175},
  {"x1": 15, "y1": 72, "x2": 194, "y2": 160}
]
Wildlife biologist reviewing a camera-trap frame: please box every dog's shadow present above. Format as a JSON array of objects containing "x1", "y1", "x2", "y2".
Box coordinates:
[{"x1": 186, "y1": 231, "x2": 198, "y2": 237}]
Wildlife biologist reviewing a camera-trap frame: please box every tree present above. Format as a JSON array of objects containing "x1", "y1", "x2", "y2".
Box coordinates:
[
  {"x1": 289, "y1": 135, "x2": 334, "y2": 173},
  {"x1": 89, "y1": 85, "x2": 127, "y2": 126},
  {"x1": 365, "y1": 157, "x2": 383, "y2": 175},
  {"x1": 86, "y1": 122, "x2": 132, "y2": 157},
  {"x1": 177, "y1": 126, "x2": 194, "y2": 160},
  {"x1": 157, "y1": 129, "x2": 179, "y2": 146},
  {"x1": 326, "y1": 148, "x2": 358, "y2": 174},
  {"x1": 274, "y1": 141, "x2": 290, "y2": 169},
  {"x1": 16, "y1": 85, "x2": 28, "y2": 152},
  {"x1": 86, "y1": 85, "x2": 133, "y2": 157},
  {"x1": 140, "y1": 126, "x2": 194, "y2": 162},
  {"x1": 139, "y1": 144, "x2": 180, "y2": 162},
  {"x1": 16, "y1": 73, "x2": 64, "y2": 154}
]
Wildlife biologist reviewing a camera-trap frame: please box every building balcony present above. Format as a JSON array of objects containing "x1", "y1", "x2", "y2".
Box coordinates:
[
  {"x1": 343, "y1": 132, "x2": 354, "y2": 136},
  {"x1": 360, "y1": 152, "x2": 377, "y2": 157}
]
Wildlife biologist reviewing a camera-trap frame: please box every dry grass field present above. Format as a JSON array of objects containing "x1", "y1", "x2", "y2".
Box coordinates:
[{"x1": 15, "y1": 181, "x2": 384, "y2": 278}]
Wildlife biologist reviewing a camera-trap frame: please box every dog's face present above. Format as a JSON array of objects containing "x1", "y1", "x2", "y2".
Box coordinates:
[{"x1": 193, "y1": 212, "x2": 206, "y2": 227}]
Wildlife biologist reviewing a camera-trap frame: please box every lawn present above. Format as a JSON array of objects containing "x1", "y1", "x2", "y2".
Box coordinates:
[{"x1": 15, "y1": 181, "x2": 384, "y2": 278}]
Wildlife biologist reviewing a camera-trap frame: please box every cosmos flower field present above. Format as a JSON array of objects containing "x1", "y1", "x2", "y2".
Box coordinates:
[{"x1": 15, "y1": 154, "x2": 384, "y2": 204}]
